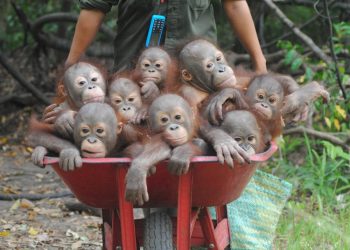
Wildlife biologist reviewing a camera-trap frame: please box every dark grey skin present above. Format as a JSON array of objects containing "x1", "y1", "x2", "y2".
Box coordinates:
[
  {"x1": 179, "y1": 39, "x2": 237, "y2": 94},
  {"x1": 244, "y1": 75, "x2": 285, "y2": 144},
  {"x1": 73, "y1": 103, "x2": 121, "y2": 159},
  {"x1": 29, "y1": 103, "x2": 120, "y2": 171},
  {"x1": 177, "y1": 39, "x2": 250, "y2": 168},
  {"x1": 108, "y1": 77, "x2": 149, "y2": 148},
  {"x1": 206, "y1": 74, "x2": 329, "y2": 126},
  {"x1": 108, "y1": 77, "x2": 143, "y2": 123},
  {"x1": 220, "y1": 111, "x2": 263, "y2": 156},
  {"x1": 207, "y1": 73, "x2": 329, "y2": 125},
  {"x1": 246, "y1": 75, "x2": 284, "y2": 121},
  {"x1": 43, "y1": 62, "x2": 107, "y2": 139},
  {"x1": 136, "y1": 47, "x2": 171, "y2": 103},
  {"x1": 125, "y1": 94, "x2": 205, "y2": 206},
  {"x1": 207, "y1": 74, "x2": 288, "y2": 125},
  {"x1": 202, "y1": 87, "x2": 249, "y2": 124},
  {"x1": 200, "y1": 122, "x2": 251, "y2": 168},
  {"x1": 29, "y1": 132, "x2": 82, "y2": 171},
  {"x1": 281, "y1": 81, "x2": 329, "y2": 123}
]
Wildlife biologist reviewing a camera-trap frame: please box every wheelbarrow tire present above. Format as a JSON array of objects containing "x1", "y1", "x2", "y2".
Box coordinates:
[{"x1": 143, "y1": 211, "x2": 173, "y2": 250}]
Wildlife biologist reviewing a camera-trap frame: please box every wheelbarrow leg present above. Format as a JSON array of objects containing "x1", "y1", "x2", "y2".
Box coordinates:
[
  {"x1": 102, "y1": 209, "x2": 119, "y2": 250},
  {"x1": 199, "y1": 207, "x2": 219, "y2": 250},
  {"x1": 199, "y1": 207, "x2": 230, "y2": 250},
  {"x1": 214, "y1": 206, "x2": 230, "y2": 249},
  {"x1": 176, "y1": 170, "x2": 193, "y2": 250},
  {"x1": 215, "y1": 206, "x2": 228, "y2": 223},
  {"x1": 116, "y1": 167, "x2": 137, "y2": 250}
]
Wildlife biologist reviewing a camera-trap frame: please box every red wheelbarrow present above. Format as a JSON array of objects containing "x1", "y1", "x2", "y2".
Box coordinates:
[{"x1": 43, "y1": 141, "x2": 277, "y2": 250}]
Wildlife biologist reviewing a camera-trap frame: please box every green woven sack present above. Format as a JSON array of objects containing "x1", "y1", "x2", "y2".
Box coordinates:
[
  {"x1": 227, "y1": 170, "x2": 292, "y2": 250},
  {"x1": 209, "y1": 170, "x2": 292, "y2": 250}
]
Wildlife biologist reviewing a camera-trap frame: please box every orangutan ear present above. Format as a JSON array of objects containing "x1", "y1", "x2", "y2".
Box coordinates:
[
  {"x1": 116, "y1": 122, "x2": 123, "y2": 135},
  {"x1": 181, "y1": 69, "x2": 193, "y2": 82},
  {"x1": 58, "y1": 84, "x2": 67, "y2": 97}
]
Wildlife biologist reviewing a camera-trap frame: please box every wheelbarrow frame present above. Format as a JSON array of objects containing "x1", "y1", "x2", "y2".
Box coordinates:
[{"x1": 43, "y1": 141, "x2": 277, "y2": 250}]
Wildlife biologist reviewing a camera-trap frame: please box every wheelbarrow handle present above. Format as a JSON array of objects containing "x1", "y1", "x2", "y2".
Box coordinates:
[
  {"x1": 43, "y1": 141, "x2": 278, "y2": 166},
  {"x1": 249, "y1": 140, "x2": 278, "y2": 162}
]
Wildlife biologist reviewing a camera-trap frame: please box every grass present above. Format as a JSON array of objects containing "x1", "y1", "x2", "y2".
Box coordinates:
[
  {"x1": 275, "y1": 200, "x2": 350, "y2": 250},
  {"x1": 269, "y1": 134, "x2": 350, "y2": 249}
]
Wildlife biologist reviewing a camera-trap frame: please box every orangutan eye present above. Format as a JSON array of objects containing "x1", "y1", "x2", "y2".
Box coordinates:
[
  {"x1": 114, "y1": 99, "x2": 122, "y2": 104},
  {"x1": 91, "y1": 77, "x2": 98, "y2": 82},
  {"x1": 161, "y1": 117, "x2": 169, "y2": 123},
  {"x1": 155, "y1": 63, "x2": 161, "y2": 68},
  {"x1": 79, "y1": 81, "x2": 86, "y2": 86},
  {"x1": 80, "y1": 127, "x2": 90, "y2": 136},
  {"x1": 144, "y1": 63, "x2": 150, "y2": 67},
  {"x1": 269, "y1": 97, "x2": 276, "y2": 104},
  {"x1": 96, "y1": 128, "x2": 104, "y2": 134},
  {"x1": 216, "y1": 56, "x2": 222, "y2": 61},
  {"x1": 234, "y1": 137, "x2": 242, "y2": 142},
  {"x1": 258, "y1": 94, "x2": 264, "y2": 100},
  {"x1": 128, "y1": 98, "x2": 135, "y2": 102},
  {"x1": 248, "y1": 136, "x2": 256, "y2": 143},
  {"x1": 206, "y1": 62, "x2": 214, "y2": 69},
  {"x1": 174, "y1": 114, "x2": 181, "y2": 120}
]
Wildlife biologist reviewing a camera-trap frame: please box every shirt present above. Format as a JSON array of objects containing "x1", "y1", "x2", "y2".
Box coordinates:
[{"x1": 78, "y1": 0, "x2": 217, "y2": 72}]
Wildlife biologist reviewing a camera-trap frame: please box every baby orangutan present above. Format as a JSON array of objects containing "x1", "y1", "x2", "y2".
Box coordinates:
[
  {"x1": 124, "y1": 94, "x2": 205, "y2": 205},
  {"x1": 108, "y1": 76, "x2": 147, "y2": 146},
  {"x1": 206, "y1": 74, "x2": 329, "y2": 145},
  {"x1": 135, "y1": 47, "x2": 172, "y2": 103},
  {"x1": 43, "y1": 61, "x2": 107, "y2": 138},
  {"x1": 28, "y1": 103, "x2": 121, "y2": 171},
  {"x1": 108, "y1": 77, "x2": 143, "y2": 123},
  {"x1": 176, "y1": 39, "x2": 251, "y2": 168},
  {"x1": 220, "y1": 110, "x2": 264, "y2": 156},
  {"x1": 177, "y1": 39, "x2": 238, "y2": 109},
  {"x1": 73, "y1": 103, "x2": 121, "y2": 158}
]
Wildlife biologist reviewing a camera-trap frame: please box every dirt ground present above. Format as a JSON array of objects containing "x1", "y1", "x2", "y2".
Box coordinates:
[
  {"x1": 0, "y1": 51, "x2": 104, "y2": 249},
  {"x1": 0, "y1": 144, "x2": 104, "y2": 249}
]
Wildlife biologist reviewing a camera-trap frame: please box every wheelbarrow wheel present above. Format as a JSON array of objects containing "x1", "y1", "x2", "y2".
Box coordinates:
[{"x1": 143, "y1": 211, "x2": 173, "y2": 250}]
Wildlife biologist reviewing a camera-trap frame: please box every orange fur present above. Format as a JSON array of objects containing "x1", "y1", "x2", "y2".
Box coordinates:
[{"x1": 29, "y1": 115, "x2": 54, "y2": 134}]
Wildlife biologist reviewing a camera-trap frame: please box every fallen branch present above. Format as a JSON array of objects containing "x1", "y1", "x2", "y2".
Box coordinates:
[
  {"x1": 272, "y1": 0, "x2": 350, "y2": 10},
  {"x1": 32, "y1": 12, "x2": 115, "y2": 39},
  {"x1": 262, "y1": 11, "x2": 321, "y2": 49},
  {"x1": 31, "y1": 12, "x2": 114, "y2": 58},
  {"x1": 226, "y1": 50, "x2": 285, "y2": 65},
  {"x1": 323, "y1": 0, "x2": 347, "y2": 99},
  {"x1": 11, "y1": 1, "x2": 44, "y2": 49},
  {"x1": 33, "y1": 33, "x2": 114, "y2": 58},
  {"x1": 64, "y1": 201, "x2": 101, "y2": 216},
  {"x1": 0, "y1": 191, "x2": 73, "y2": 201},
  {"x1": 11, "y1": 8, "x2": 115, "y2": 58},
  {"x1": 283, "y1": 126, "x2": 350, "y2": 150},
  {"x1": 0, "y1": 53, "x2": 51, "y2": 105},
  {"x1": 263, "y1": 0, "x2": 333, "y2": 65},
  {"x1": 0, "y1": 93, "x2": 40, "y2": 105}
]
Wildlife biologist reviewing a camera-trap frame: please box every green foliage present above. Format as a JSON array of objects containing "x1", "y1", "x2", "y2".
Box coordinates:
[
  {"x1": 278, "y1": 22, "x2": 350, "y2": 83},
  {"x1": 333, "y1": 22, "x2": 350, "y2": 52},
  {"x1": 264, "y1": 5, "x2": 324, "y2": 46},
  {"x1": 1, "y1": 0, "x2": 79, "y2": 50},
  {"x1": 277, "y1": 40, "x2": 314, "y2": 78},
  {"x1": 277, "y1": 22, "x2": 350, "y2": 132},
  {"x1": 273, "y1": 23, "x2": 350, "y2": 243},
  {"x1": 1, "y1": 0, "x2": 117, "y2": 52},
  {"x1": 271, "y1": 135, "x2": 350, "y2": 212}
]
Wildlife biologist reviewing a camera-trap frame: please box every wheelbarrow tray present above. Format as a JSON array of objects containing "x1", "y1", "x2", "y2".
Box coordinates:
[{"x1": 43, "y1": 142, "x2": 277, "y2": 208}]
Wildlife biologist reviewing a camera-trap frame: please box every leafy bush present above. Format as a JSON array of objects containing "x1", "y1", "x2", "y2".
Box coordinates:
[{"x1": 271, "y1": 135, "x2": 350, "y2": 212}]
